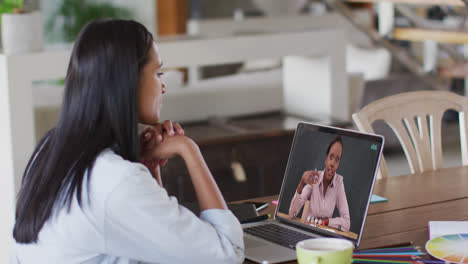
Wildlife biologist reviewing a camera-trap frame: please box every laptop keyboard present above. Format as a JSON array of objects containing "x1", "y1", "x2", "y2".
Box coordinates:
[{"x1": 244, "y1": 223, "x2": 314, "y2": 249}]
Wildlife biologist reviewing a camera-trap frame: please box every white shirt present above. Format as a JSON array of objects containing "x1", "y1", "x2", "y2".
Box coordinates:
[{"x1": 12, "y1": 149, "x2": 245, "y2": 264}]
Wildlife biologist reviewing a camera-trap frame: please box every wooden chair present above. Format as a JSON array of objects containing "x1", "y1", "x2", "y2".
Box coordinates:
[{"x1": 352, "y1": 91, "x2": 468, "y2": 179}]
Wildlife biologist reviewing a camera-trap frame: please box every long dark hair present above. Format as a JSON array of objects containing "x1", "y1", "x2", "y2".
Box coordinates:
[{"x1": 13, "y1": 19, "x2": 154, "y2": 243}]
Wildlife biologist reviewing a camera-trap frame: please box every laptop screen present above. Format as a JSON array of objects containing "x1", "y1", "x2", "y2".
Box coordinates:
[{"x1": 275, "y1": 122, "x2": 384, "y2": 245}]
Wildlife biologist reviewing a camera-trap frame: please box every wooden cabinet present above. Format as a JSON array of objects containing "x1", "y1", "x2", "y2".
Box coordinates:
[
  {"x1": 161, "y1": 134, "x2": 293, "y2": 202},
  {"x1": 160, "y1": 112, "x2": 348, "y2": 202}
]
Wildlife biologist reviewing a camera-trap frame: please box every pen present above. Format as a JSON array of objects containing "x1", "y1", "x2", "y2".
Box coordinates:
[
  {"x1": 242, "y1": 214, "x2": 270, "y2": 224},
  {"x1": 355, "y1": 247, "x2": 420, "y2": 253},
  {"x1": 256, "y1": 203, "x2": 269, "y2": 212},
  {"x1": 360, "y1": 242, "x2": 413, "y2": 250}
]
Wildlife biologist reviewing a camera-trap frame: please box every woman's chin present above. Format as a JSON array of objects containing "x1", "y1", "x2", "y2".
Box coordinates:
[
  {"x1": 140, "y1": 118, "x2": 159, "y2": 126},
  {"x1": 138, "y1": 111, "x2": 160, "y2": 125},
  {"x1": 150, "y1": 113, "x2": 161, "y2": 124}
]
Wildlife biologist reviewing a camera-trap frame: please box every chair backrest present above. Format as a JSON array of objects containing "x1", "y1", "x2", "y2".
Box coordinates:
[
  {"x1": 352, "y1": 91, "x2": 468, "y2": 179},
  {"x1": 301, "y1": 200, "x2": 310, "y2": 222}
]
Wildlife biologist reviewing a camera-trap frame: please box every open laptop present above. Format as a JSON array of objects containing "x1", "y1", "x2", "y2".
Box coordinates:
[{"x1": 243, "y1": 122, "x2": 384, "y2": 263}]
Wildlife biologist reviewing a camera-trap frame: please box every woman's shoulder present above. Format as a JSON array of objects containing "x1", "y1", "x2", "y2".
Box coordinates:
[
  {"x1": 94, "y1": 149, "x2": 141, "y2": 174},
  {"x1": 89, "y1": 149, "x2": 153, "y2": 194}
]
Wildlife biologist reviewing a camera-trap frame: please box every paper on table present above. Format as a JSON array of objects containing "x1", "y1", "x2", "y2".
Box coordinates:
[
  {"x1": 370, "y1": 194, "x2": 388, "y2": 203},
  {"x1": 428, "y1": 221, "x2": 468, "y2": 239}
]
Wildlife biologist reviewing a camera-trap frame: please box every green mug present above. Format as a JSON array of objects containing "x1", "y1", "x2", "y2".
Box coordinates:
[{"x1": 296, "y1": 238, "x2": 354, "y2": 264}]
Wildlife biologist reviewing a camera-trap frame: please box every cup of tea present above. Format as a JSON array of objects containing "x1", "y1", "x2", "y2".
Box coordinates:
[{"x1": 296, "y1": 238, "x2": 353, "y2": 264}]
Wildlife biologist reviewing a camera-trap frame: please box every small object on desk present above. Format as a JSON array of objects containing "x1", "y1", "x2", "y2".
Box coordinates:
[
  {"x1": 428, "y1": 221, "x2": 468, "y2": 239},
  {"x1": 243, "y1": 201, "x2": 269, "y2": 212},
  {"x1": 353, "y1": 259, "x2": 447, "y2": 264},
  {"x1": 355, "y1": 246, "x2": 420, "y2": 253},
  {"x1": 353, "y1": 251, "x2": 425, "y2": 256},
  {"x1": 352, "y1": 245, "x2": 436, "y2": 264},
  {"x1": 425, "y1": 233, "x2": 468, "y2": 263},
  {"x1": 256, "y1": 203, "x2": 269, "y2": 212},
  {"x1": 272, "y1": 200, "x2": 278, "y2": 205},
  {"x1": 370, "y1": 194, "x2": 388, "y2": 204},
  {"x1": 241, "y1": 214, "x2": 270, "y2": 224},
  {"x1": 362, "y1": 242, "x2": 413, "y2": 250}
]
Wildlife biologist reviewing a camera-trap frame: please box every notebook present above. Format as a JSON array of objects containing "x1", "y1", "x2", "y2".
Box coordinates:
[
  {"x1": 428, "y1": 221, "x2": 468, "y2": 239},
  {"x1": 243, "y1": 122, "x2": 384, "y2": 263}
]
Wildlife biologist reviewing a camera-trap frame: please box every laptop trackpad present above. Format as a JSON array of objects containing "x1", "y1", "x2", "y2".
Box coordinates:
[
  {"x1": 244, "y1": 237, "x2": 271, "y2": 248},
  {"x1": 245, "y1": 244, "x2": 296, "y2": 263},
  {"x1": 244, "y1": 236, "x2": 296, "y2": 263}
]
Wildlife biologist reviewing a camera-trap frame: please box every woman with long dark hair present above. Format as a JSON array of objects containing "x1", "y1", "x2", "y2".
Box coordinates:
[
  {"x1": 12, "y1": 20, "x2": 244, "y2": 264},
  {"x1": 288, "y1": 136, "x2": 350, "y2": 232}
]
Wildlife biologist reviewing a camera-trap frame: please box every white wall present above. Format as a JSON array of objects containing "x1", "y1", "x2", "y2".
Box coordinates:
[{"x1": 0, "y1": 55, "x2": 16, "y2": 264}]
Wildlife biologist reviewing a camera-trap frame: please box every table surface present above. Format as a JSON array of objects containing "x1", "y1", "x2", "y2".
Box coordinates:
[{"x1": 240, "y1": 166, "x2": 468, "y2": 264}]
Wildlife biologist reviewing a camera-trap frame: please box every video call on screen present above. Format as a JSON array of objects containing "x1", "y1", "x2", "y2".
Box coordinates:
[{"x1": 277, "y1": 125, "x2": 382, "y2": 237}]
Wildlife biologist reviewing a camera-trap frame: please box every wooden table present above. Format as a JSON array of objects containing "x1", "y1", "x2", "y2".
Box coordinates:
[{"x1": 242, "y1": 166, "x2": 468, "y2": 263}]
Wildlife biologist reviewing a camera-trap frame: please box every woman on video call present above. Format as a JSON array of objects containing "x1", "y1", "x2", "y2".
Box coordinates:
[
  {"x1": 12, "y1": 20, "x2": 243, "y2": 264},
  {"x1": 288, "y1": 136, "x2": 350, "y2": 232}
]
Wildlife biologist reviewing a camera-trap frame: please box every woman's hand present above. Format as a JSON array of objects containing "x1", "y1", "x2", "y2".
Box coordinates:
[
  {"x1": 149, "y1": 135, "x2": 196, "y2": 161},
  {"x1": 143, "y1": 127, "x2": 227, "y2": 211},
  {"x1": 141, "y1": 121, "x2": 227, "y2": 211},
  {"x1": 297, "y1": 169, "x2": 320, "y2": 194},
  {"x1": 140, "y1": 120, "x2": 184, "y2": 181},
  {"x1": 301, "y1": 170, "x2": 320, "y2": 185}
]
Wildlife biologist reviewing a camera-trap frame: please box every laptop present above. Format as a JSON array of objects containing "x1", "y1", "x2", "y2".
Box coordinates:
[{"x1": 243, "y1": 122, "x2": 384, "y2": 263}]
